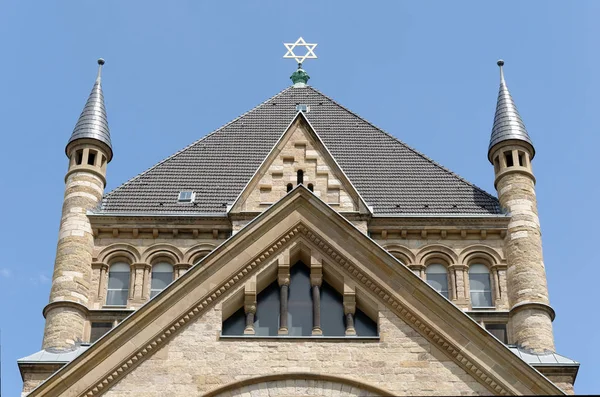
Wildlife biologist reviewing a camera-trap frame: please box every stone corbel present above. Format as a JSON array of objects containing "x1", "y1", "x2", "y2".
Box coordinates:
[
  {"x1": 244, "y1": 279, "x2": 257, "y2": 335},
  {"x1": 343, "y1": 283, "x2": 357, "y2": 336},
  {"x1": 174, "y1": 263, "x2": 192, "y2": 278}
]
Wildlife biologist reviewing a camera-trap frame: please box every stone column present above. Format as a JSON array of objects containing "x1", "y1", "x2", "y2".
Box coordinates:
[
  {"x1": 343, "y1": 284, "x2": 357, "y2": 336},
  {"x1": 277, "y1": 253, "x2": 290, "y2": 335},
  {"x1": 244, "y1": 281, "x2": 257, "y2": 335},
  {"x1": 493, "y1": 144, "x2": 555, "y2": 352},
  {"x1": 310, "y1": 255, "x2": 323, "y2": 336},
  {"x1": 174, "y1": 263, "x2": 191, "y2": 279},
  {"x1": 42, "y1": 143, "x2": 108, "y2": 350}
]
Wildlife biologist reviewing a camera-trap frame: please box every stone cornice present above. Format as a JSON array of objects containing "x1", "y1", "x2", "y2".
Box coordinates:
[{"x1": 27, "y1": 189, "x2": 564, "y2": 397}]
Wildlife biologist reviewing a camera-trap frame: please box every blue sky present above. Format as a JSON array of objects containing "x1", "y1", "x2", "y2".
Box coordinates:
[{"x1": 0, "y1": 1, "x2": 598, "y2": 395}]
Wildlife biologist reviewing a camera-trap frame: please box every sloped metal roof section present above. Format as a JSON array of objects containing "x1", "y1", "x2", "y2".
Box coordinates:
[
  {"x1": 66, "y1": 59, "x2": 113, "y2": 162},
  {"x1": 99, "y1": 85, "x2": 501, "y2": 215},
  {"x1": 488, "y1": 60, "x2": 534, "y2": 161},
  {"x1": 508, "y1": 345, "x2": 579, "y2": 366},
  {"x1": 17, "y1": 344, "x2": 91, "y2": 364}
]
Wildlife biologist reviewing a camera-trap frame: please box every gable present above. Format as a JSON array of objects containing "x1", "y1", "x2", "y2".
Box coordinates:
[
  {"x1": 99, "y1": 86, "x2": 500, "y2": 215},
  {"x1": 229, "y1": 112, "x2": 370, "y2": 214},
  {"x1": 27, "y1": 187, "x2": 563, "y2": 396}
]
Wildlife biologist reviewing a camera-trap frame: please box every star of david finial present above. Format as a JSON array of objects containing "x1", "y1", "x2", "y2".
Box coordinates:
[{"x1": 283, "y1": 37, "x2": 318, "y2": 66}]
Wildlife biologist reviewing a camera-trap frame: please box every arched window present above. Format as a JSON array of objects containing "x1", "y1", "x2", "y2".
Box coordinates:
[
  {"x1": 307, "y1": 183, "x2": 314, "y2": 192},
  {"x1": 425, "y1": 264, "x2": 449, "y2": 299},
  {"x1": 297, "y1": 170, "x2": 304, "y2": 185},
  {"x1": 469, "y1": 264, "x2": 493, "y2": 307},
  {"x1": 286, "y1": 183, "x2": 293, "y2": 193},
  {"x1": 106, "y1": 263, "x2": 130, "y2": 306},
  {"x1": 150, "y1": 263, "x2": 174, "y2": 298}
]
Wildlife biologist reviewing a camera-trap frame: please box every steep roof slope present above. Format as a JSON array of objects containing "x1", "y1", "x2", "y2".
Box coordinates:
[{"x1": 100, "y1": 86, "x2": 500, "y2": 215}]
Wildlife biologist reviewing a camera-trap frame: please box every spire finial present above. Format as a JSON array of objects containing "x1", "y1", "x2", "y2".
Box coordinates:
[
  {"x1": 66, "y1": 58, "x2": 113, "y2": 162},
  {"x1": 96, "y1": 58, "x2": 105, "y2": 81},
  {"x1": 488, "y1": 59, "x2": 534, "y2": 162},
  {"x1": 283, "y1": 37, "x2": 317, "y2": 87},
  {"x1": 497, "y1": 59, "x2": 505, "y2": 83}
]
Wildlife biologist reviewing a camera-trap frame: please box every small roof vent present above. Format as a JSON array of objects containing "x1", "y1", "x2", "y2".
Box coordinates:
[
  {"x1": 296, "y1": 104, "x2": 310, "y2": 113},
  {"x1": 178, "y1": 191, "x2": 195, "y2": 202}
]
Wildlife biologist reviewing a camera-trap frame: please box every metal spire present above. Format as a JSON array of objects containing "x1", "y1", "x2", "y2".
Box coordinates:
[
  {"x1": 66, "y1": 58, "x2": 113, "y2": 162},
  {"x1": 488, "y1": 60, "x2": 534, "y2": 162}
]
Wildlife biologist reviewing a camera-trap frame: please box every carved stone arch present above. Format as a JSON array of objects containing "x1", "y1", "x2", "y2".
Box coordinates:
[
  {"x1": 459, "y1": 245, "x2": 503, "y2": 269},
  {"x1": 416, "y1": 244, "x2": 458, "y2": 266},
  {"x1": 184, "y1": 243, "x2": 217, "y2": 264},
  {"x1": 141, "y1": 244, "x2": 184, "y2": 264},
  {"x1": 381, "y1": 244, "x2": 415, "y2": 266},
  {"x1": 97, "y1": 243, "x2": 141, "y2": 264},
  {"x1": 204, "y1": 373, "x2": 394, "y2": 397}
]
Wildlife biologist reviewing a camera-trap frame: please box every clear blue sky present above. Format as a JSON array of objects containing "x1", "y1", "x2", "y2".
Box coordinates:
[{"x1": 0, "y1": 1, "x2": 598, "y2": 395}]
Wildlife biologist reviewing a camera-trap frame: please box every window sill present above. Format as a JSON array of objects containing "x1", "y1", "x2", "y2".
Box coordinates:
[
  {"x1": 219, "y1": 334, "x2": 379, "y2": 341},
  {"x1": 469, "y1": 306, "x2": 496, "y2": 310},
  {"x1": 102, "y1": 305, "x2": 130, "y2": 309}
]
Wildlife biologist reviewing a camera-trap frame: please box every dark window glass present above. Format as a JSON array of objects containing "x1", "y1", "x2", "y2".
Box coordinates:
[
  {"x1": 106, "y1": 264, "x2": 129, "y2": 306},
  {"x1": 307, "y1": 183, "x2": 314, "y2": 192},
  {"x1": 320, "y1": 280, "x2": 345, "y2": 336},
  {"x1": 286, "y1": 183, "x2": 293, "y2": 193},
  {"x1": 87, "y1": 151, "x2": 96, "y2": 166},
  {"x1": 505, "y1": 152, "x2": 514, "y2": 167},
  {"x1": 222, "y1": 307, "x2": 246, "y2": 335},
  {"x1": 90, "y1": 322, "x2": 112, "y2": 343},
  {"x1": 254, "y1": 281, "x2": 281, "y2": 336},
  {"x1": 287, "y1": 264, "x2": 313, "y2": 336},
  {"x1": 75, "y1": 150, "x2": 83, "y2": 165},
  {"x1": 485, "y1": 323, "x2": 507, "y2": 343},
  {"x1": 297, "y1": 170, "x2": 304, "y2": 185},
  {"x1": 354, "y1": 309, "x2": 378, "y2": 336},
  {"x1": 150, "y1": 263, "x2": 173, "y2": 298},
  {"x1": 469, "y1": 264, "x2": 493, "y2": 308}
]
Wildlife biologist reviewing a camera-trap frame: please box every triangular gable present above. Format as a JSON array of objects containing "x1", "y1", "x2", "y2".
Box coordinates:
[
  {"x1": 28, "y1": 187, "x2": 564, "y2": 396},
  {"x1": 229, "y1": 111, "x2": 371, "y2": 215}
]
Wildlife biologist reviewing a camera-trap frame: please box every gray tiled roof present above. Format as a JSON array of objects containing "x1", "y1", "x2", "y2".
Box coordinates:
[
  {"x1": 67, "y1": 59, "x2": 113, "y2": 161},
  {"x1": 99, "y1": 86, "x2": 500, "y2": 215},
  {"x1": 488, "y1": 61, "x2": 533, "y2": 160}
]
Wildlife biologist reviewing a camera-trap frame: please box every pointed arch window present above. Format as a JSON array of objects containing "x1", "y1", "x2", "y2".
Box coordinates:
[
  {"x1": 425, "y1": 264, "x2": 449, "y2": 299},
  {"x1": 222, "y1": 263, "x2": 377, "y2": 337},
  {"x1": 150, "y1": 263, "x2": 174, "y2": 298},
  {"x1": 106, "y1": 263, "x2": 130, "y2": 306},
  {"x1": 469, "y1": 264, "x2": 493, "y2": 307}
]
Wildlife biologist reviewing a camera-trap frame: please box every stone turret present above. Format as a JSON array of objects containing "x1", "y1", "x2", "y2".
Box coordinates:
[
  {"x1": 42, "y1": 59, "x2": 112, "y2": 350},
  {"x1": 489, "y1": 60, "x2": 555, "y2": 352}
]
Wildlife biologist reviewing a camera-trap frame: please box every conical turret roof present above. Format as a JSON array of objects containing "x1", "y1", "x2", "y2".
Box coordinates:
[
  {"x1": 488, "y1": 60, "x2": 533, "y2": 162},
  {"x1": 66, "y1": 59, "x2": 113, "y2": 162}
]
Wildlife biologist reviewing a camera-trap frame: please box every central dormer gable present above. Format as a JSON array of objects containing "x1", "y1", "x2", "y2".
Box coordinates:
[{"x1": 229, "y1": 112, "x2": 371, "y2": 215}]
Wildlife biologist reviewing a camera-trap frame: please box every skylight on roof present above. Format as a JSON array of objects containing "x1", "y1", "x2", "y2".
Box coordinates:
[
  {"x1": 296, "y1": 104, "x2": 310, "y2": 113},
  {"x1": 178, "y1": 191, "x2": 195, "y2": 203}
]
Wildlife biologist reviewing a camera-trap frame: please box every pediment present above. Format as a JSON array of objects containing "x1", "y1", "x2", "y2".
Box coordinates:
[
  {"x1": 28, "y1": 187, "x2": 564, "y2": 396},
  {"x1": 229, "y1": 112, "x2": 371, "y2": 215}
]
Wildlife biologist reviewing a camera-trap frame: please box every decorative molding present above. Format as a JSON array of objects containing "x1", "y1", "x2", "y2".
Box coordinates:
[{"x1": 68, "y1": 223, "x2": 547, "y2": 396}]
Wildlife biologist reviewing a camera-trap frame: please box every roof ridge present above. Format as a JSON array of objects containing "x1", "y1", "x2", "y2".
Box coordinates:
[
  {"x1": 101, "y1": 86, "x2": 293, "y2": 207},
  {"x1": 306, "y1": 86, "x2": 499, "y2": 204}
]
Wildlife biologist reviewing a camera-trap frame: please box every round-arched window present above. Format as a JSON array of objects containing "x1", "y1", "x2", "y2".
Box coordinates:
[
  {"x1": 106, "y1": 262, "x2": 130, "y2": 306},
  {"x1": 425, "y1": 264, "x2": 449, "y2": 299},
  {"x1": 151, "y1": 262, "x2": 174, "y2": 298},
  {"x1": 469, "y1": 264, "x2": 493, "y2": 308}
]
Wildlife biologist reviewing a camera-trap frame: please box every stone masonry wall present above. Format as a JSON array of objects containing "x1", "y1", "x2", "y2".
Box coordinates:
[
  {"x1": 104, "y1": 304, "x2": 491, "y2": 396},
  {"x1": 496, "y1": 171, "x2": 554, "y2": 352},
  {"x1": 43, "y1": 169, "x2": 104, "y2": 349}
]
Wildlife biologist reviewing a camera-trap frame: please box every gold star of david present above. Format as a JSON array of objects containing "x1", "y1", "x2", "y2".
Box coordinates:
[{"x1": 283, "y1": 37, "x2": 318, "y2": 65}]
